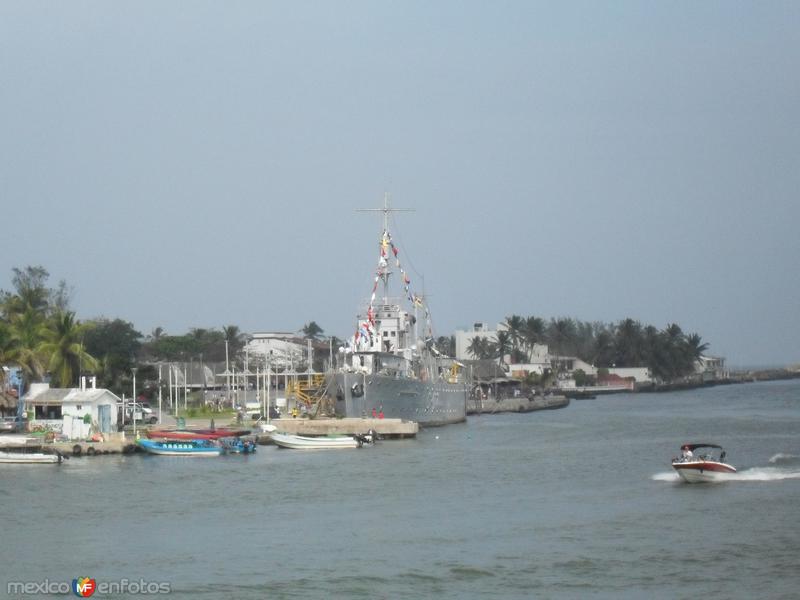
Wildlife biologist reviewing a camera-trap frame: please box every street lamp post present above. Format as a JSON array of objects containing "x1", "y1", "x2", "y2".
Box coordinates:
[{"x1": 131, "y1": 367, "x2": 138, "y2": 438}]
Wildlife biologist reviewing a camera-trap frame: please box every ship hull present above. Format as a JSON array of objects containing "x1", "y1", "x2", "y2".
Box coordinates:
[{"x1": 333, "y1": 372, "x2": 468, "y2": 426}]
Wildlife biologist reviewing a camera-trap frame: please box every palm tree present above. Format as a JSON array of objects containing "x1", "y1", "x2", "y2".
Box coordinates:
[
  {"x1": 548, "y1": 318, "x2": 576, "y2": 356},
  {"x1": 222, "y1": 324, "x2": 245, "y2": 356},
  {"x1": 222, "y1": 325, "x2": 241, "y2": 342},
  {"x1": 494, "y1": 330, "x2": 513, "y2": 361},
  {"x1": 614, "y1": 318, "x2": 644, "y2": 366},
  {"x1": 503, "y1": 315, "x2": 525, "y2": 360},
  {"x1": 39, "y1": 311, "x2": 98, "y2": 387},
  {"x1": 5, "y1": 306, "x2": 49, "y2": 384},
  {"x1": 301, "y1": 321, "x2": 324, "y2": 340},
  {"x1": 467, "y1": 336, "x2": 493, "y2": 360},
  {"x1": 0, "y1": 320, "x2": 11, "y2": 388},
  {"x1": 685, "y1": 333, "x2": 709, "y2": 362},
  {"x1": 435, "y1": 335, "x2": 455, "y2": 356},
  {"x1": 522, "y1": 316, "x2": 545, "y2": 360}
]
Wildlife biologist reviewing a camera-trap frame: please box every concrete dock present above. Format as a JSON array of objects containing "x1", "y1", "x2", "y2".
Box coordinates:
[
  {"x1": 22, "y1": 417, "x2": 418, "y2": 456},
  {"x1": 255, "y1": 417, "x2": 418, "y2": 443},
  {"x1": 51, "y1": 435, "x2": 137, "y2": 456}
]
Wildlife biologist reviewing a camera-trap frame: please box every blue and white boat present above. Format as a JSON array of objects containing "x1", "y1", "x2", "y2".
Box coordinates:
[
  {"x1": 136, "y1": 438, "x2": 222, "y2": 457},
  {"x1": 219, "y1": 437, "x2": 257, "y2": 454}
]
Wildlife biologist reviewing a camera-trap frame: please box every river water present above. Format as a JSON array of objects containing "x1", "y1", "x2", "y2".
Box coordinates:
[{"x1": 2, "y1": 379, "x2": 799, "y2": 599}]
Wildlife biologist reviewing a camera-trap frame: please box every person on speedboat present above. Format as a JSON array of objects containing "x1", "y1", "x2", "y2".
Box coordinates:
[{"x1": 681, "y1": 445, "x2": 694, "y2": 460}]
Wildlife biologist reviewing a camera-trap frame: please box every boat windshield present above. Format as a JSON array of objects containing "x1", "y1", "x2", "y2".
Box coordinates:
[{"x1": 677, "y1": 443, "x2": 727, "y2": 462}]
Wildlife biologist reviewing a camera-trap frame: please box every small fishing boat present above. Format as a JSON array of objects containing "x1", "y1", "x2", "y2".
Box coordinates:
[
  {"x1": 270, "y1": 431, "x2": 364, "y2": 450},
  {"x1": 0, "y1": 449, "x2": 64, "y2": 464},
  {"x1": 146, "y1": 428, "x2": 250, "y2": 441},
  {"x1": 672, "y1": 443, "x2": 737, "y2": 483},
  {"x1": 137, "y1": 438, "x2": 223, "y2": 457},
  {"x1": 219, "y1": 437, "x2": 257, "y2": 454}
]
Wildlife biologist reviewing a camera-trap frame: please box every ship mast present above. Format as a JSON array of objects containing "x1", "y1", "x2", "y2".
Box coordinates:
[{"x1": 357, "y1": 192, "x2": 413, "y2": 304}]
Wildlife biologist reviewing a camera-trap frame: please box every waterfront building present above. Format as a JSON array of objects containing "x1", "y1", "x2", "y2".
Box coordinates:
[{"x1": 22, "y1": 379, "x2": 120, "y2": 439}]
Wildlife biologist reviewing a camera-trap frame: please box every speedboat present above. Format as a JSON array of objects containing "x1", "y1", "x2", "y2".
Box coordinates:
[
  {"x1": 137, "y1": 438, "x2": 223, "y2": 457},
  {"x1": 0, "y1": 437, "x2": 67, "y2": 463},
  {"x1": 0, "y1": 450, "x2": 64, "y2": 464},
  {"x1": 270, "y1": 431, "x2": 364, "y2": 450},
  {"x1": 672, "y1": 443, "x2": 736, "y2": 483}
]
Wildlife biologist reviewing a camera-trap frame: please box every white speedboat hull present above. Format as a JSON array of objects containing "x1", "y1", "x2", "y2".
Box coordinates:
[
  {"x1": 672, "y1": 460, "x2": 737, "y2": 483},
  {"x1": 0, "y1": 451, "x2": 62, "y2": 464},
  {"x1": 270, "y1": 432, "x2": 361, "y2": 449}
]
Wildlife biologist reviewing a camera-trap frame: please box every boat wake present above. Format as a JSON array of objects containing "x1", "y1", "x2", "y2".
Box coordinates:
[
  {"x1": 730, "y1": 467, "x2": 800, "y2": 482},
  {"x1": 769, "y1": 453, "x2": 800, "y2": 464},
  {"x1": 653, "y1": 468, "x2": 800, "y2": 483}
]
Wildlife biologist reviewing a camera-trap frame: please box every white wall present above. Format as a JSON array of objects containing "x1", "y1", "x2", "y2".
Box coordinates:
[
  {"x1": 61, "y1": 391, "x2": 120, "y2": 439},
  {"x1": 606, "y1": 367, "x2": 652, "y2": 383},
  {"x1": 454, "y1": 329, "x2": 498, "y2": 360}
]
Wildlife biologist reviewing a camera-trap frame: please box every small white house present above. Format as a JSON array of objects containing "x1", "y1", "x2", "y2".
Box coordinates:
[
  {"x1": 61, "y1": 388, "x2": 120, "y2": 439},
  {"x1": 25, "y1": 381, "x2": 120, "y2": 439}
]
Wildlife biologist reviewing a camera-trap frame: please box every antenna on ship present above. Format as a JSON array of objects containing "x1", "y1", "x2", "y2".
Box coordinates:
[{"x1": 357, "y1": 192, "x2": 414, "y2": 304}]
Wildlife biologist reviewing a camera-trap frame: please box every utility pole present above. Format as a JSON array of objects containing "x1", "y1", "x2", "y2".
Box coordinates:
[{"x1": 131, "y1": 367, "x2": 138, "y2": 438}]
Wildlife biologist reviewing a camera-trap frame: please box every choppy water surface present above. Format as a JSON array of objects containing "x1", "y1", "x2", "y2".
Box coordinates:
[{"x1": 2, "y1": 379, "x2": 799, "y2": 599}]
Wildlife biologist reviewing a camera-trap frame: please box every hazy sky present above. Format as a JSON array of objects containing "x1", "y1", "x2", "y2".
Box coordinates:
[{"x1": 1, "y1": 2, "x2": 798, "y2": 368}]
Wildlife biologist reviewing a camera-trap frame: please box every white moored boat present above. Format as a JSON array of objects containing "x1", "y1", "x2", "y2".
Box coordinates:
[
  {"x1": 672, "y1": 443, "x2": 736, "y2": 483},
  {"x1": 270, "y1": 431, "x2": 364, "y2": 450},
  {"x1": 0, "y1": 450, "x2": 63, "y2": 464}
]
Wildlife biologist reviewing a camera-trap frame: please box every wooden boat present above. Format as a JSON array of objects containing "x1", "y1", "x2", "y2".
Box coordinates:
[
  {"x1": 136, "y1": 438, "x2": 223, "y2": 457},
  {"x1": 270, "y1": 431, "x2": 363, "y2": 450},
  {"x1": 146, "y1": 428, "x2": 250, "y2": 441},
  {"x1": 0, "y1": 450, "x2": 63, "y2": 464}
]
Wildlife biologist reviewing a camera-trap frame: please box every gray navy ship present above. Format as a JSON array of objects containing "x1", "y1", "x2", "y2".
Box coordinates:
[{"x1": 331, "y1": 196, "x2": 468, "y2": 426}]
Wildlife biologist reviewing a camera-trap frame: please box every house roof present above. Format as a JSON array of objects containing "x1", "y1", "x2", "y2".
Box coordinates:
[{"x1": 24, "y1": 388, "x2": 120, "y2": 405}]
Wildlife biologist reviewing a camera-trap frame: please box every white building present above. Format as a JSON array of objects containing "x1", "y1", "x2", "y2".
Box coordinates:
[
  {"x1": 454, "y1": 322, "x2": 499, "y2": 360},
  {"x1": 508, "y1": 344, "x2": 552, "y2": 376},
  {"x1": 696, "y1": 355, "x2": 728, "y2": 381},
  {"x1": 246, "y1": 332, "x2": 307, "y2": 368},
  {"x1": 24, "y1": 380, "x2": 120, "y2": 439}
]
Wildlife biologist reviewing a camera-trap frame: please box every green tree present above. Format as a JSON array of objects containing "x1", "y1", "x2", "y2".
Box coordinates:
[
  {"x1": 494, "y1": 330, "x2": 513, "y2": 361},
  {"x1": 522, "y1": 316, "x2": 545, "y2": 360},
  {"x1": 685, "y1": 333, "x2": 708, "y2": 363},
  {"x1": 83, "y1": 319, "x2": 142, "y2": 393},
  {"x1": 1, "y1": 266, "x2": 52, "y2": 316},
  {"x1": 435, "y1": 335, "x2": 455, "y2": 357},
  {"x1": 591, "y1": 328, "x2": 615, "y2": 367},
  {"x1": 301, "y1": 321, "x2": 324, "y2": 340},
  {"x1": 467, "y1": 336, "x2": 493, "y2": 360},
  {"x1": 614, "y1": 318, "x2": 644, "y2": 366},
  {"x1": 547, "y1": 318, "x2": 576, "y2": 356},
  {"x1": 39, "y1": 311, "x2": 98, "y2": 387},
  {"x1": 6, "y1": 307, "x2": 49, "y2": 384},
  {"x1": 223, "y1": 324, "x2": 245, "y2": 358},
  {"x1": 504, "y1": 314, "x2": 525, "y2": 361}
]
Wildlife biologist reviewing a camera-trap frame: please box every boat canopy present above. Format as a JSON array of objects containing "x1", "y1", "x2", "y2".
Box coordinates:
[{"x1": 681, "y1": 443, "x2": 724, "y2": 451}]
